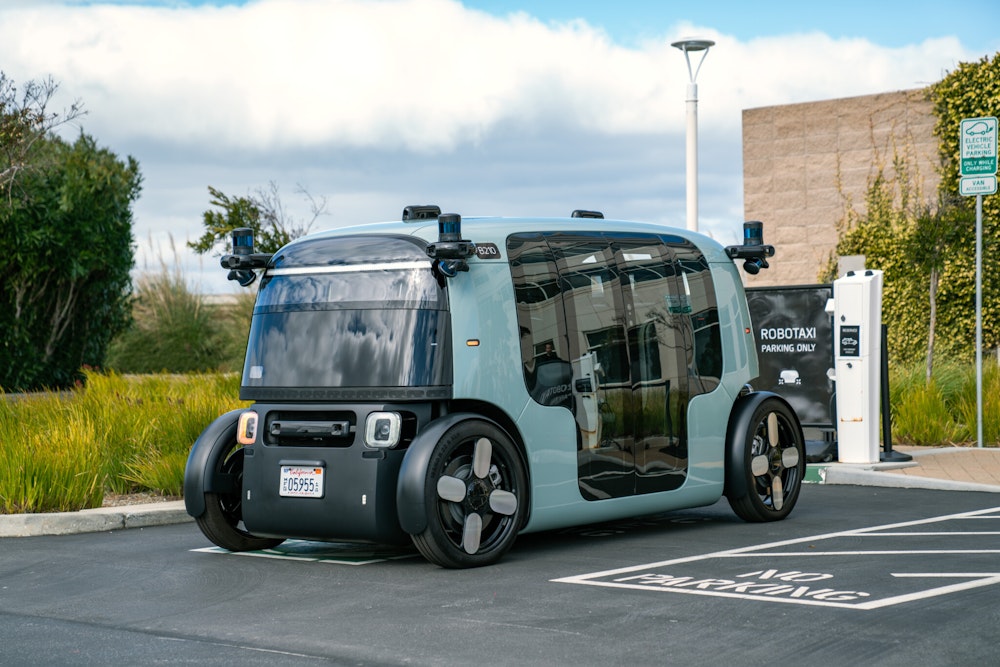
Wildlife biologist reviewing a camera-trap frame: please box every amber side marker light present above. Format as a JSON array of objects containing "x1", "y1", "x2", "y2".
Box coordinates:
[
  {"x1": 466, "y1": 339, "x2": 480, "y2": 347},
  {"x1": 237, "y1": 411, "x2": 258, "y2": 445}
]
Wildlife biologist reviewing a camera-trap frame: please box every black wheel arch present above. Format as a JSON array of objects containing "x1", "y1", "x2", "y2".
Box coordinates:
[
  {"x1": 722, "y1": 391, "x2": 803, "y2": 500},
  {"x1": 183, "y1": 408, "x2": 247, "y2": 519}
]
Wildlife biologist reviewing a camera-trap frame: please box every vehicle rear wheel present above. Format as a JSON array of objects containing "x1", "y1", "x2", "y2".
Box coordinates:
[
  {"x1": 727, "y1": 397, "x2": 805, "y2": 522},
  {"x1": 412, "y1": 421, "x2": 527, "y2": 568},
  {"x1": 196, "y1": 438, "x2": 284, "y2": 552}
]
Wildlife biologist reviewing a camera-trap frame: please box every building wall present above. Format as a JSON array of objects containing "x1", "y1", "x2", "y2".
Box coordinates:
[{"x1": 741, "y1": 89, "x2": 940, "y2": 286}]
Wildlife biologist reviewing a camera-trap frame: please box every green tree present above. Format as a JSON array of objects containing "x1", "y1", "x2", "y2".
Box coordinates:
[
  {"x1": 0, "y1": 133, "x2": 141, "y2": 390},
  {"x1": 0, "y1": 73, "x2": 85, "y2": 191},
  {"x1": 189, "y1": 182, "x2": 326, "y2": 256}
]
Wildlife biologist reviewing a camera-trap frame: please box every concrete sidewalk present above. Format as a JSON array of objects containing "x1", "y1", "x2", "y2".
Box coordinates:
[
  {"x1": 811, "y1": 445, "x2": 1000, "y2": 493},
  {"x1": 2, "y1": 446, "x2": 998, "y2": 538}
]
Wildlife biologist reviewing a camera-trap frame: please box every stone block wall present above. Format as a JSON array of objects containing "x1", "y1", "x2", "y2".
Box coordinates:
[{"x1": 741, "y1": 89, "x2": 940, "y2": 286}]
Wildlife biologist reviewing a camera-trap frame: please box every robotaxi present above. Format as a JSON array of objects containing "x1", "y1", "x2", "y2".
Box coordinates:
[{"x1": 184, "y1": 207, "x2": 805, "y2": 568}]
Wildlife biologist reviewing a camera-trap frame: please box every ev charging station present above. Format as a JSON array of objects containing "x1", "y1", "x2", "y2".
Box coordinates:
[{"x1": 827, "y1": 270, "x2": 884, "y2": 464}]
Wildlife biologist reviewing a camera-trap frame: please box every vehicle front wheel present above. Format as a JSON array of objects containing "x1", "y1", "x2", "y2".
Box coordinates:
[
  {"x1": 195, "y1": 438, "x2": 284, "y2": 552},
  {"x1": 412, "y1": 421, "x2": 527, "y2": 568},
  {"x1": 727, "y1": 397, "x2": 805, "y2": 522}
]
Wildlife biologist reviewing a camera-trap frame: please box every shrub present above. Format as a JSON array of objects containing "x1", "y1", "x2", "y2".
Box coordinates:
[
  {"x1": 0, "y1": 134, "x2": 141, "y2": 390},
  {"x1": 956, "y1": 363, "x2": 1000, "y2": 446}
]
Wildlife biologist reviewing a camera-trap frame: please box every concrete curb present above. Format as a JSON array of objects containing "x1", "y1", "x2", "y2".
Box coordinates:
[
  {"x1": 818, "y1": 466, "x2": 1000, "y2": 493},
  {"x1": 0, "y1": 501, "x2": 192, "y2": 538}
]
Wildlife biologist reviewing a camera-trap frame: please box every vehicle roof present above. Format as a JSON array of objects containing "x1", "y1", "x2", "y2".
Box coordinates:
[{"x1": 289, "y1": 215, "x2": 734, "y2": 264}]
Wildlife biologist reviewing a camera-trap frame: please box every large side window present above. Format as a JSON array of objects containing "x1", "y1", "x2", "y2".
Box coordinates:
[
  {"x1": 670, "y1": 237, "x2": 723, "y2": 392},
  {"x1": 507, "y1": 235, "x2": 573, "y2": 409},
  {"x1": 507, "y1": 231, "x2": 718, "y2": 501},
  {"x1": 613, "y1": 238, "x2": 689, "y2": 495}
]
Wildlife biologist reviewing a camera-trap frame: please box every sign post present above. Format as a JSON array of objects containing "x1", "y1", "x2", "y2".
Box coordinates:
[{"x1": 960, "y1": 116, "x2": 998, "y2": 449}]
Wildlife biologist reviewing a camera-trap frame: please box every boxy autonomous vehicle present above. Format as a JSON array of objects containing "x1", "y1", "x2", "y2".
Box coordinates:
[{"x1": 184, "y1": 208, "x2": 805, "y2": 568}]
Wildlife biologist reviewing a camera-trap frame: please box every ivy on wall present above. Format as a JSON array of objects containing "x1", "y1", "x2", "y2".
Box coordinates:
[{"x1": 824, "y1": 52, "x2": 999, "y2": 366}]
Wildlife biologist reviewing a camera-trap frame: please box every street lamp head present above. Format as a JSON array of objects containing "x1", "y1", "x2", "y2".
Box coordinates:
[
  {"x1": 671, "y1": 38, "x2": 715, "y2": 84},
  {"x1": 671, "y1": 38, "x2": 715, "y2": 53}
]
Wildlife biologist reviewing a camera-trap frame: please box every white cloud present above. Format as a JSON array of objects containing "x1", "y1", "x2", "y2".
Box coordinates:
[
  {"x1": 0, "y1": 1, "x2": 976, "y2": 152},
  {"x1": 0, "y1": 0, "x2": 982, "y2": 292}
]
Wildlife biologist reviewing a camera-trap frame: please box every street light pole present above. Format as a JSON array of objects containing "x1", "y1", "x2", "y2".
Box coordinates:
[{"x1": 671, "y1": 38, "x2": 714, "y2": 233}]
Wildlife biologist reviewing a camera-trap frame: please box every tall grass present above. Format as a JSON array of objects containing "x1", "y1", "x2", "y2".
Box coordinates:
[
  {"x1": 105, "y1": 244, "x2": 254, "y2": 374},
  {"x1": 0, "y1": 371, "x2": 246, "y2": 513},
  {"x1": 890, "y1": 359, "x2": 1000, "y2": 446},
  {"x1": 955, "y1": 363, "x2": 1000, "y2": 446},
  {"x1": 0, "y1": 394, "x2": 104, "y2": 513}
]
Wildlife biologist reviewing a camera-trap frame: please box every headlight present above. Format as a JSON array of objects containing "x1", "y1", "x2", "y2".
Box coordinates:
[
  {"x1": 237, "y1": 411, "x2": 258, "y2": 445},
  {"x1": 364, "y1": 412, "x2": 401, "y2": 448}
]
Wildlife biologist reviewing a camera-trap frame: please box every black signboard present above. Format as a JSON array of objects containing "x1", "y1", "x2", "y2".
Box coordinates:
[{"x1": 746, "y1": 284, "x2": 834, "y2": 428}]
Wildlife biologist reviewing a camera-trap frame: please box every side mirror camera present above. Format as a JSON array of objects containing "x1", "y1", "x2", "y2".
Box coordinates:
[
  {"x1": 220, "y1": 227, "x2": 274, "y2": 287},
  {"x1": 724, "y1": 221, "x2": 775, "y2": 275}
]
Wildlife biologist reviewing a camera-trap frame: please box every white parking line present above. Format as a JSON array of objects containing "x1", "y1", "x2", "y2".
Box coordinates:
[{"x1": 552, "y1": 506, "x2": 1000, "y2": 610}]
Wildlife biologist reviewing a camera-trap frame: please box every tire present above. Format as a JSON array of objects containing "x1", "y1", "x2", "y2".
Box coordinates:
[
  {"x1": 195, "y1": 437, "x2": 284, "y2": 552},
  {"x1": 727, "y1": 397, "x2": 805, "y2": 522},
  {"x1": 411, "y1": 421, "x2": 527, "y2": 568}
]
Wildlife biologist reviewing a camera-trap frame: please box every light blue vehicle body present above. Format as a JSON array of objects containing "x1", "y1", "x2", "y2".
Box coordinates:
[{"x1": 292, "y1": 216, "x2": 754, "y2": 531}]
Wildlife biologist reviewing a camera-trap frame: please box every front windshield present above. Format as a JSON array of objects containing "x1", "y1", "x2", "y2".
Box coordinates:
[{"x1": 240, "y1": 235, "x2": 452, "y2": 401}]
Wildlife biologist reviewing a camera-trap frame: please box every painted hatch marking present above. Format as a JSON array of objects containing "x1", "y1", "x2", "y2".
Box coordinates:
[{"x1": 551, "y1": 506, "x2": 1000, "y2": 610}]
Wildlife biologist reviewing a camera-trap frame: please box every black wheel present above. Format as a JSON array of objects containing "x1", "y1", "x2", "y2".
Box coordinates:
[
  {"x1": 727, "y1": 398, "x2": 805, "y2": 522},
  {"x1": 411, "y1": 421, "x2": 527, "y2": 568},
  {"x1": 196, "y1": 437, "x2": 284, "y2": 552}
]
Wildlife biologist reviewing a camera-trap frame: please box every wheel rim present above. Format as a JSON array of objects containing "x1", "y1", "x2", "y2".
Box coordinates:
[
  {"x1": 216, "y1": 445, "x2": 252, "y2": 534},
  {"x1": 434, "y1": 436, "x2": 520, "y2": 555},
  {"x1": 749, "y1": 410, "x2": 801, "y2": 512}
]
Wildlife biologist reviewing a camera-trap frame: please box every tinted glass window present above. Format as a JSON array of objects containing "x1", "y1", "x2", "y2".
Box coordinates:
[
  {"x1": 271, "y1": 234, "x2": 431, "y2": 268},
  {"x1": 240, "y1": 235, "x2": 451, "y2": 401},
  {"x1": 255, "y1": 266, "x2": 442, "y2": 312},
  {"x1": 508, "y1": 235, "x2": 573, "y2": 409},
  {"x1": 673, "y1": 240, "x2": 722, "y2": 392},
  {"x1": 242, "y1": 309, "x2": 451, "y2": 398},
  {"x1": 507, "y1": 231, "x2": 719, "y2": 501}
]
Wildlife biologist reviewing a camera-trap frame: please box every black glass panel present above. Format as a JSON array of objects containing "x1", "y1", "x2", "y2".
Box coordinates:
[
  {"x1": 241, "y1": 234, "x2": 451, "y2": 399},
  {"x1": 255, "y1": 270, "x2": 442, "y2": 312},
  {"x1": 271, "y1": 234, "x2": 431, "y2": 268},
  {"x1": 242, "y1": 309, "x2": 451, "y2": 390},
  {"x1": 507, "y1": 231, "x2": 720, "y2": 501}
]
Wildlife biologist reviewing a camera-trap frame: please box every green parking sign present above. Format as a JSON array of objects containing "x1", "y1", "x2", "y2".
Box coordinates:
[{"x1": 960, "y1": 117, "x2": 998, "y2": 176}]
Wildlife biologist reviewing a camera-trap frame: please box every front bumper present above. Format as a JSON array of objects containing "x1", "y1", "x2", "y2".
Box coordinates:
[{"x1": 239, "y1": 401, "x2": 433, "y2": 544}]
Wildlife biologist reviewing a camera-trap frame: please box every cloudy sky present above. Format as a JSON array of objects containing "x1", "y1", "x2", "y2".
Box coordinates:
[{"x1": 1, "y1": 0, "x2": 996, "y2": 293}]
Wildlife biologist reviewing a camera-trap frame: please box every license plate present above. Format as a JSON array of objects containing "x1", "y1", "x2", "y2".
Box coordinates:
[{"x1": 279, "y1": 465, "x2": 325, "y2": 498}]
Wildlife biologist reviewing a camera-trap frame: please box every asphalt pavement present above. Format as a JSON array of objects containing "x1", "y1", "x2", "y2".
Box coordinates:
[{"x1": 1, "y1": 444, "x2": 997, "y2": 539}]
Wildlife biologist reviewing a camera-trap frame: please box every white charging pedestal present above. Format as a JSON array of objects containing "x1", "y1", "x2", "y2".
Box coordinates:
[{"x1": 829, "y1": 270, "x2": 884, "y2": 464}]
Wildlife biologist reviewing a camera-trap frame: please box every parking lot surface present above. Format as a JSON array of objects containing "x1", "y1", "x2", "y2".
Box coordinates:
[{"x1": 2, "y1": 485, "x2": 999, "y2": 666}]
